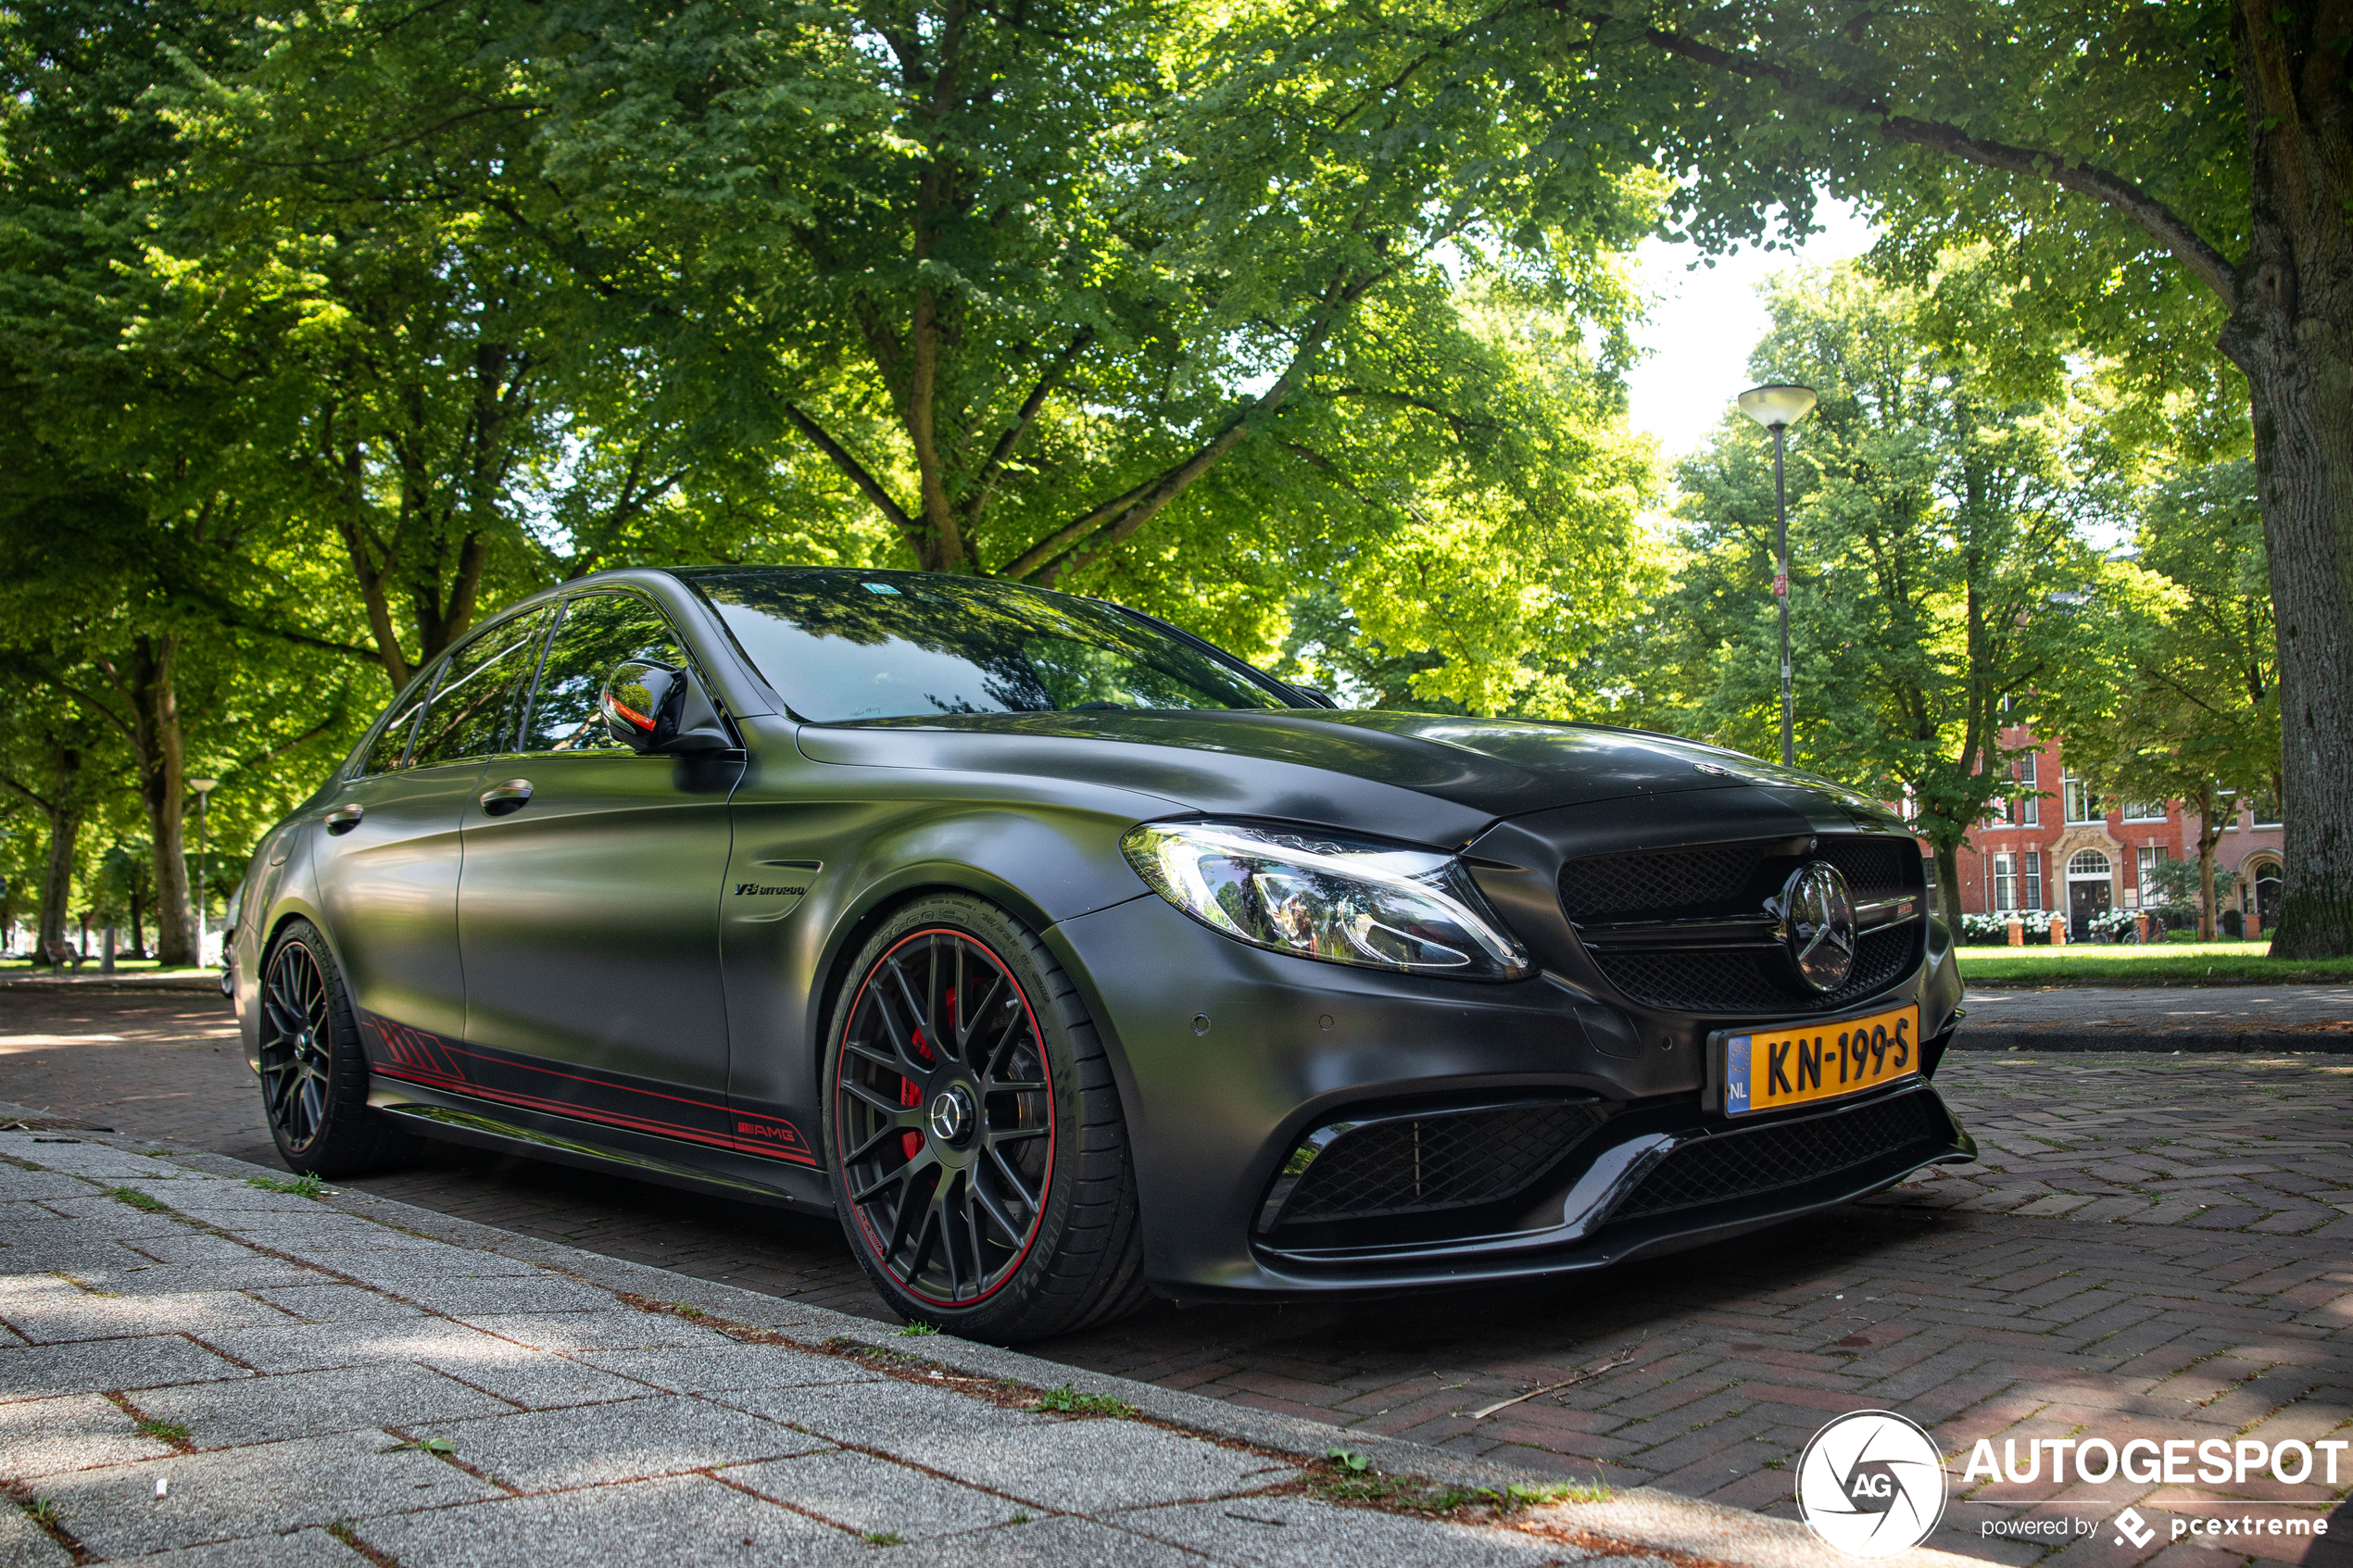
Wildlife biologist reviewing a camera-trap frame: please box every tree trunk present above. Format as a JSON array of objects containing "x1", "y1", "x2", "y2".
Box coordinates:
[
  {"x1": 2221, "y1": 0, "x2": 2353, "y2": 958},
  {"x1": 36, "y1": 749, "x2": 83, "y2": 961},
  {"x1": 126, "y1": 634, "x2": 195, "y2": 967},
  {"x1": 1933, "y1": 840, "x2": 1964, "y2": 931}
]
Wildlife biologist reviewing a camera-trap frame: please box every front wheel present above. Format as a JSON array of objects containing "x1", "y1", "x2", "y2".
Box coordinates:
[
  {"x1": 257, "y1": 920, "x2": 417, "y2": 1178},
  {"x1": 824, "y1": 895, "x2": 1149, "y2": 1342}
]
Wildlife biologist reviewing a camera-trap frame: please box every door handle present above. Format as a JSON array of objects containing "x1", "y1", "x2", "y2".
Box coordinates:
[
  {"x1": 479, "y1": 779, "x2": 535, "y2": 817},
  {"x1": 323, "y1": 804, "x2": 364, "y2": 835}
]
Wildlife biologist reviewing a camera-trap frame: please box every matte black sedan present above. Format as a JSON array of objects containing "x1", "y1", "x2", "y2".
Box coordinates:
[{"x1": 226, "y1": 568, "x2": 1972, "y2": 1341}]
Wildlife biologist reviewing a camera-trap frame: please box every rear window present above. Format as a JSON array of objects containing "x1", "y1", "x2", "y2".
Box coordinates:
[{"x1": 684, "y1": 571, "x2": 1289, "y2": 724}]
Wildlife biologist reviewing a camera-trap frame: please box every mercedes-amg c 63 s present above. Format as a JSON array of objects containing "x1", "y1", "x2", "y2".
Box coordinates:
[{"x1": 225, "y1": 567, "x2": 1972, "y2": 1340}]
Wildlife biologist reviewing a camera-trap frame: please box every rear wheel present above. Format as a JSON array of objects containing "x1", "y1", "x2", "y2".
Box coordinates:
[
  {"x1": 824, "y1": 894, "x2": 1149, "y2": 1342},
  {"x1": 258, "y1": 920, "x2": 417, "y2": 1178}
]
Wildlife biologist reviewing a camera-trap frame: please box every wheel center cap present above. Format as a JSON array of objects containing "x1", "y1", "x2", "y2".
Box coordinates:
[{"x1": 927, "y1": 1086, "x2": 975, "y2": 1146}]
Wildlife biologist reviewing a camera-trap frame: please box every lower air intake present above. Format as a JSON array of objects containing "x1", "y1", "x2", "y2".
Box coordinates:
[
  {"x1": 1610, "y1": 1091, "x2": 1950, "y2": 1222},
  {"x1": 1274, "y1": 1102, "x2": 1604, "y2": 1225}
]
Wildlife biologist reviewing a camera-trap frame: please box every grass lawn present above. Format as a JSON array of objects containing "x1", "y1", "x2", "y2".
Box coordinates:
[
  {"x1": 1956, "y1": 940, "x2": 2353, "y2": 987},
  {"x1": 0, "y1": 956, "x2": 211, "y2": 976}
]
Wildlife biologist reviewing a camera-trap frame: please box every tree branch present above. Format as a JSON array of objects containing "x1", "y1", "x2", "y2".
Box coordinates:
[
  {"x1": 780, "y1": 402, "x2": 926, "y2": 562},
  {"x1": 1634, "y1": 23, "x2": 2244, "y2": 309},
  {"x1": 967, "y1": 326, "x2": 1096, "y2": 526},
  {"x1": 1000, "y1": 270, "x2": 1381, "y2": 583}
]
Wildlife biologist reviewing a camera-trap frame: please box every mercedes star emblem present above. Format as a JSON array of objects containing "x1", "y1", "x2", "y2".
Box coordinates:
[{"x1": 1780, "y1": 861, "x2": 1858, "y2": 992}]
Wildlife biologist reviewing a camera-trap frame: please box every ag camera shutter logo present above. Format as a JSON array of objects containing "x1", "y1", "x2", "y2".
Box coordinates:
[{"x1": 1796, "y1": 1410, "x2": 1947, "y2": 1557}]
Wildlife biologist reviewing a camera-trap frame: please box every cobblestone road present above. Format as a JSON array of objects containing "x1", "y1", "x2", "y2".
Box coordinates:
[{"x1": 6, "y1": 990, "x2": 2347, "y2": 1564}]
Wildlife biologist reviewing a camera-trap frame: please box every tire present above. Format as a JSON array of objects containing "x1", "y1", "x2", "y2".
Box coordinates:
[
  {"x1": 256, "y1": 919, "x2": 419, "y2": 1178},
  {"x1": 823, "y1": 894, "x2": 1151, "y2": 1343}
]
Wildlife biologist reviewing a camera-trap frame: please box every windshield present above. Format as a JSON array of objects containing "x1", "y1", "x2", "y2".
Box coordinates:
[{"x1": 680, "y1": 570, "x2": 1292, "y2": 723}]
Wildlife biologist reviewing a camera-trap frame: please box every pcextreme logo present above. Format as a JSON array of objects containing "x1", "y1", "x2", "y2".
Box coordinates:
[{"x1": 1796, "y1": 1410, "x2": 1947, "y2": 1558}]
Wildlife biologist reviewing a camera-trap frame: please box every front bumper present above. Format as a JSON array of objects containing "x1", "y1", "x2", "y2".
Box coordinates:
[{"x1": 1048, "y1": 890, "x2": 1969, "y2": 1298}]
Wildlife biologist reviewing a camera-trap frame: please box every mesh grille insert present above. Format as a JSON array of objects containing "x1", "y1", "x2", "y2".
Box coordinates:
[
  {"x1": 1277, "y1": 1103, "x2": 1604, "y2": 1224},
  {"x1": 1591, "y1": 923, "x2": 1919, "y2": 1014},
  {"x1": 1611, "y1": 1092, "x2": 1949, "y2": 1222},
  {"x1": 1558, "y1": 843, "x2": 1767, "y2": 921}
]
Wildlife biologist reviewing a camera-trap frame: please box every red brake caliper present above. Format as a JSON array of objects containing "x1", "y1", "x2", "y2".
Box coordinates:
[
  {"x1": 898, "y1": 990, "x2": 950, "y2": 1161},
  {"x1": 899, "y1": 1073, "x2": 924, "y2": 1160}
]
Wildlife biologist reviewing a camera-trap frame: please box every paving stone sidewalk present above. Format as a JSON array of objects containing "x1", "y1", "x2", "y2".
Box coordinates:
[{"x1": 4, "y1": 1121, "x2": 1871, "y2": 1568}]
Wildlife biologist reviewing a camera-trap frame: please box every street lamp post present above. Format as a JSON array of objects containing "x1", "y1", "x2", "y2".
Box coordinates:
[
  {"x1": 1736, "y1": 383, "x2": 1818, "y2": 768},
  {"x1": 189, "y1": 777, "x2": 219, "y2": 962}
]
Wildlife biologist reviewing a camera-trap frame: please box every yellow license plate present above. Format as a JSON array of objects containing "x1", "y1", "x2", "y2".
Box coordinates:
[{"x1": 1718, "y1": 1004, "x2": 1921, "y2": 1116}]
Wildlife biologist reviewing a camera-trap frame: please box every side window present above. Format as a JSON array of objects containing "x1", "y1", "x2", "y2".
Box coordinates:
[
  {"x1": 520, "y1": 594, "x2": 692, "y2": 753},
  {"x1": 408, "y1": 608, "x2": 555, "y2": 770},
  {"x1": 358, "y1": 671, "x2": 439, "y2": 776}
]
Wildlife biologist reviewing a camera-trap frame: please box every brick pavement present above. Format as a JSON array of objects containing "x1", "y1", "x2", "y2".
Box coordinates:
[{"x1": 6, "y1": 991, "x2": 2348, "y2": 1563}]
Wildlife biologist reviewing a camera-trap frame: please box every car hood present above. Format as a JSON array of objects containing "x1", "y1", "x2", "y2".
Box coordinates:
[{"x1": 793, "y1": 709, "x2": 1884, "y2": 830}]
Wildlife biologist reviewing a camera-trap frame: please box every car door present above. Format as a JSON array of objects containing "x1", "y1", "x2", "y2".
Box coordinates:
[
  {"x1": 454, "y1": 590, "x2": 743, "y2": 1150},
  {"x1": 309, "y1": 610, "x2": 550, "y2": 1046}
]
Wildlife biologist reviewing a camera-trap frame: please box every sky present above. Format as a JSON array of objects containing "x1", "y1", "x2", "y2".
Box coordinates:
[{"x1": 1621, "y1": 198, "x2": 1879, "y2": 467}]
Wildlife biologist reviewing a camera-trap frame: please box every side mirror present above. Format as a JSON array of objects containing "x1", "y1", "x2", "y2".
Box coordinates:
[{"x1": 598, "y1": 661, "x2": 732, "y2": 754}]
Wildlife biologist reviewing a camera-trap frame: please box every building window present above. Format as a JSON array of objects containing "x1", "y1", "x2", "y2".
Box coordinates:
[
  {"x1": 2063, "y1": 771, "x2": 2100, "y2": 823},
  {"x1": 2122, "y1": 798, "x2": 2167, "y2": 822},
  {"x1": 2022, "y1": 851, "x2": 2044, "y2": 911},
  {"x1": 1992, "y1": 852, "x2": 2018, "y2": 910},
  {"x1": 2068, "y1": 848, "x2": 2112, "y2": 877},
  {"x1": 2136, "y1": 845, "x2": 2166, "y2": 884},
  {"x1": 2016, "y1": 754, "x2": 2040, "y2": 826},
  {"x1": 2249, "y1": 790, "x2": 2282, "y2": 827}
]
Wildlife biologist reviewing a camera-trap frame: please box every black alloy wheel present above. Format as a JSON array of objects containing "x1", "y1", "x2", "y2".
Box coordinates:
[
  {"x1": 258, "y1": 939, "x2": 335, "y2": 1155},
  {"x1": 835, "y1": 927, "x2": 1052, "y2": 1306},
  {"x1": 257, "y1": 920, "x2": 416, "y2": 1178},
  {"x1": 825, "y1": 895, "x2": 1150, "y2": 1340}
]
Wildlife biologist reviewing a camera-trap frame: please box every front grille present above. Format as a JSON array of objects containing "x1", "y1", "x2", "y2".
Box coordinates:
[
  {"x1": 1277, "y1": 1102, "x2": 1604, "y2": 1224},
  {"x1": 1559, "y1": 844, "x2": 1766, "y2": 921},
  {"x1": 1611, "y1": 1091, "x2": 1949, "y2": 1222},
  {"x1": 1592, "y1": 923, "x2": 1919, "y2": 1013},
  {"x1": 1564, "y1": 832, "x2": 1926, "y2": 1013}
]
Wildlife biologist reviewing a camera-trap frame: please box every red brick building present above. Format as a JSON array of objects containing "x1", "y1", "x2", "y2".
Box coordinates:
[{"x1": 1954, "y1": 726, "x2": 2284, "y2": 938}]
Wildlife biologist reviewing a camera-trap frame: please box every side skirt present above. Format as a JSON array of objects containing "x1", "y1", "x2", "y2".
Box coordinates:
[{"x1": 367, "y1": 1078, "x2": 836, "y2": 1214}]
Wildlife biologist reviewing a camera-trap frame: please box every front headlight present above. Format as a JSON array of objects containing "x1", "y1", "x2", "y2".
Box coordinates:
[{"x1": 1120, "y1": 821, "x2": 1532, "y2": 980}]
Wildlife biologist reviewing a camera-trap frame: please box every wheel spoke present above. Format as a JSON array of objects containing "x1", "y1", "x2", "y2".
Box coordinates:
[
  {"x1": 850, "y1": 1161, "x2": 912, "y2": 1208},
  {"x1": 983, "y1": 1079, "x2": 1046, "y2": 1095},
  {"x1": 979, "y1": 1006, "x2": 1027, "y2": 1077},
  {"x1": 843, "y1": 1037, "x2": 901, "y2": 1075},
  {"x1": 885, "y1": 1159, "x2": 931, "y2": 1262},
  {"x1": 970, "y1": 1167, "x2": 1023, "y2": 1242},
  {"x1": 963, "y1": 1182, "x2": 991, "y2": 1287},
  {"x1": 986, "y1": 1143, "x2": 1041, "y2": 1213},
  {"x1": 988, "y1": 1124, "x2": 1047, "y2": 1146},
  {"x1": 935, "y1": 1173, "x2": 965, "y2": 1298},
  {"x1": 843, "y1": 1121, "x2": 906, "y2": 1165},
  {"x1": 841, "y1": 1077, "x2": 917, "y2": 1121}
]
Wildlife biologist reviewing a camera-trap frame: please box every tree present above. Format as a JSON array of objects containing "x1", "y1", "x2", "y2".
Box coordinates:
[
  {"x1": 2055, "y1": 458, "x2": 2279, "y2": 939},
  {"x1": 183, "y1": 0, "x2": 1661, "y2": 648},
  {"x1": 0, "y1": 698, "x2": 107, "y2": 962},
  {"x1": 1590, "y1": 265, "x2": 2105, "y2": 925},
  {"x1": 1521, "y1": 0, "x2": 2351, "y2": 953}
]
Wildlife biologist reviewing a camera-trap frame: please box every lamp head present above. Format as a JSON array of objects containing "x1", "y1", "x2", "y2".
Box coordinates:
[
  {"x1": 1737, "y1": 383, "x2": 1818, "y2": 432},
  {"x1": 188, "y1": 777, "x2": 220, "y2": 795}
]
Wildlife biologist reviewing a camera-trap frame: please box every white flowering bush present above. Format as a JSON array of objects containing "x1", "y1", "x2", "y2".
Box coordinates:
[{"x1": 2086, "y1": 908, "x2": 2141, "y2": 941}]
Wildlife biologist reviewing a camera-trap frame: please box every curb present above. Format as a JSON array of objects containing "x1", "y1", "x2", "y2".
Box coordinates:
[
  {"x1": 0, "y1": 1096, "x2": 1983, "y2": 1568},
  {"x1": 1953, "y1": 1027, "x2": 2353, "y2": 1054}
]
